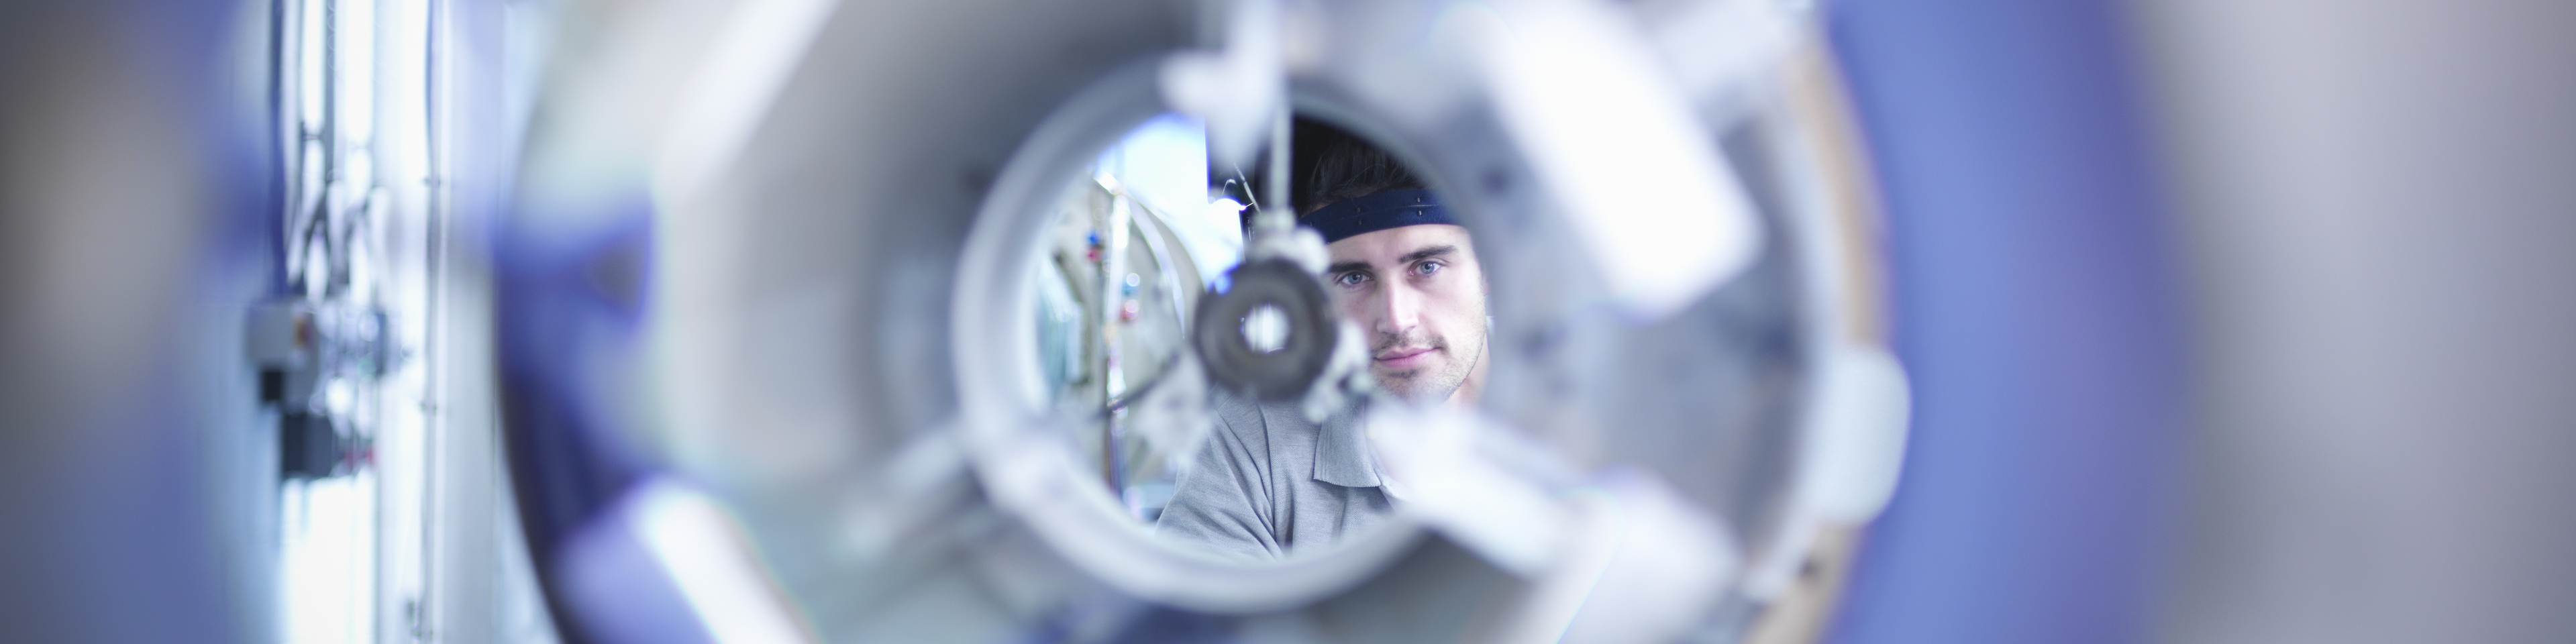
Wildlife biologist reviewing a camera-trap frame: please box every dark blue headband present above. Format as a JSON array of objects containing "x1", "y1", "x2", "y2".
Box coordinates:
[{"x1": 1298, "y1": 189, "x2": 1455, "y2": 244}]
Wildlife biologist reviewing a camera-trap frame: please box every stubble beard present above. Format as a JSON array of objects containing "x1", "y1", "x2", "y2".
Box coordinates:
[{"x1": 1370, "y1": 327, "x2": 1486, "y2": 403}]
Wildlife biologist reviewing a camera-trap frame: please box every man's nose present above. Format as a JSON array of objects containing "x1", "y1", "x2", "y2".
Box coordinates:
[{"x1": 1374, "y1": 281, "x2": 1421, "y2": 337}]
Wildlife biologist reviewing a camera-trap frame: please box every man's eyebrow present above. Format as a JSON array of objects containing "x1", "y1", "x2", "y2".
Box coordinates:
[
  {"x1": 1398, "y1": 245, "x2": 1459, "y2": 265},
  {"x1": 1325, "y1": 246, "x2": 1459, "y2": 276}
]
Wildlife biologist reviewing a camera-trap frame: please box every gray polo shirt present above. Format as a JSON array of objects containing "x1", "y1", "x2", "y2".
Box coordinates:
[{"x1": 1153, "y1": 390, "x2": 1394, "y2": 561}]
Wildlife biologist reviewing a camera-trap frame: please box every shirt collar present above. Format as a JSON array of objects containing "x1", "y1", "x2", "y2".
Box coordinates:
[{"x1": 1268, "y1": 400, "x2": 1382, "y2": 489}]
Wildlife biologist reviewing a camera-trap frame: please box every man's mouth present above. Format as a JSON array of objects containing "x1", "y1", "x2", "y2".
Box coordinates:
[{"x1": 1373, "y1": 347, "x2": 1437, "y2": 369}]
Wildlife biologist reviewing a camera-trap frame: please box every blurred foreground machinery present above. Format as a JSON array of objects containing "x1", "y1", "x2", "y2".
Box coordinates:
[
  {"x1": 1, "y1": 1, "x2": 2573, "y2": 644},
  {"x1": 501, "y1": 0, "x2": 1906, "y2": 642}
]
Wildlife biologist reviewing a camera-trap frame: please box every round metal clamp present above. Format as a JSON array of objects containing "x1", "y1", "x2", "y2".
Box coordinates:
[{"x1": 1193, "y1": 259, "x2": 1338, "y2": 402}]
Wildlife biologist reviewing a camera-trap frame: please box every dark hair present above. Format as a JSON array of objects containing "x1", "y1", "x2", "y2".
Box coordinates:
[{"x1": 1291, "y1": 117, "x2": 1423, "y2": 215}]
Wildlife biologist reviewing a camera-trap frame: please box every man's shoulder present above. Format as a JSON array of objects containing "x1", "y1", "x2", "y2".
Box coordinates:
[{"x1": 1208, "y1": 388, "x2": 1271, "y2": 438}]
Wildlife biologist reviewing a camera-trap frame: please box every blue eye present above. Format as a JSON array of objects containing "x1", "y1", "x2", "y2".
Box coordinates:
[
  {"x1": 1336, "y1": 272, "x2": 1368, "y2": 286},
  {"x1": 1415, "y1": 261, "x2": 1443, "y2": 276}
]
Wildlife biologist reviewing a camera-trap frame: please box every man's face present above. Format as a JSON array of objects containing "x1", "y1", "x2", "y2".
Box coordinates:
[{"x1": 1323, "y1": 223, "x2": 1490, "y2": 402}]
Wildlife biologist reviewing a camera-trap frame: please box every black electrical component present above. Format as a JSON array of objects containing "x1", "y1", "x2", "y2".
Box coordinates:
[{"x1": 279, "y1": 412, "x2": 344, "y2": 480}]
